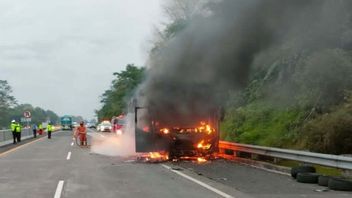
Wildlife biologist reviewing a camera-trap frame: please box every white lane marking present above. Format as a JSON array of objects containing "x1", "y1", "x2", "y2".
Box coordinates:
[
  {"x1": 54, "y1": 180, "x2": 64, "y2": 198},
  {"x1": 66, "y1": 152, "x2": 71, "y2": 160},
  {"x1": 162, "y1": 164, "x2": 234, "y2": 198},
  {"x1": 71, "y1": 142, "x2": 74, "y2": 146}
]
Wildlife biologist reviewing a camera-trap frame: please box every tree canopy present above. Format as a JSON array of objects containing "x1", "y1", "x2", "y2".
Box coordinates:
[
  {"x1": 96, "y1": 64, "x2": 145, "y2": 120},
  {"x1": 0, "y1": 80, "x2": 16, "y2": 127},
  {"x1": 0, "y1": 80, "x2": 60, "y2": 129}
]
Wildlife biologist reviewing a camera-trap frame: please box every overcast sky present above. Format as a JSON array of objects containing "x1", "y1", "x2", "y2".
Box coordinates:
[{"x1": 0, "y1": 0, "x2": 163, "y2": 119}]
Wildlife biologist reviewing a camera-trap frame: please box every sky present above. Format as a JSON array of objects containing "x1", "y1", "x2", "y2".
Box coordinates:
[{"x1": 0, "y1": 0, "x2": 163, "y2": 119}]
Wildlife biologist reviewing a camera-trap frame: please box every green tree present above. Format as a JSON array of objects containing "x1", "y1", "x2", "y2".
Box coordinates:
[
  {"x1": 150, "y1": 0, "x2": 207, "y2": 56},
  {"x1": 0, "y1": 81, "x2": 60, "y2": 128},
  {"x1": 0, "y1": 80, "x2": 16, "y2": 128},
  {"x1": 10, "y1": 104, "x2": 60, "y2": 125},
  {"x1": 97, "y1": 64, "x2": 145, "y2": 120}
]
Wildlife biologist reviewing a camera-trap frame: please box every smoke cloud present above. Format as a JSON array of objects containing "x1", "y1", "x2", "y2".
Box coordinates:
[
  {"x1": 135, "y1": 0, "x2": 352, "y2": 124},
  {"x1": 91, "y1": 113, "x2": 136, "y2": 156}
]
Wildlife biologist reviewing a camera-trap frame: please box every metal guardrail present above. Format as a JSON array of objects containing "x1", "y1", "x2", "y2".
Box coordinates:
[
  {"x1": 219, "y1": 141, "x2": 352, "y2": 170},
  {"x1": 0, "y1": 128, "x2": 33, "y2": 143}
]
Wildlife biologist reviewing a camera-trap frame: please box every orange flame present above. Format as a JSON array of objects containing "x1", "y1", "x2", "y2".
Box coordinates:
[
  {"x1": 160, "y1": 128, "x2": 169, "y2": 134},
  {"x1": 197, "y1": 140, "x2": 211, "y2": 150},
  {"x1": 197, "y1": 122, "x2": 214, "y2": 134},
  {"x1": 147, "y1": 152, "x2": 169, "y2": 161},
  {"x1": 197, "y1": 157, "x2": 207, "y2": 163}
]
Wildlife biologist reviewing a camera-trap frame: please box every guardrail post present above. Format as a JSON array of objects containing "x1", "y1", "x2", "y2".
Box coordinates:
[
  {"x1": 273, "y1": 157, "x2": 279, "y2": 163},
  {"x1": 251, "y1": 153, "x2": 258, "y2": 160},
  {"x1": 342, "y1": 169, "x2": 352, "y2": 178}
]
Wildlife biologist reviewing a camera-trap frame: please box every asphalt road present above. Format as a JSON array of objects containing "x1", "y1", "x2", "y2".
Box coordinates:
[{"x1": 0, "y1": 130, "x2": 351, "y2": 198}]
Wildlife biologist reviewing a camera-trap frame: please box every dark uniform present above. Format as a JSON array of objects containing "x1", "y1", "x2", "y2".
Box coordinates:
[
  {"x1": 15, "y1": 123, "x2": 21, "y2": 142},
  {"x1": 47, "y1": 123, "x2": 53, "y2": 139},
  {"x1": 32, "y1": 124, "x2": 37, "y2": 138}
]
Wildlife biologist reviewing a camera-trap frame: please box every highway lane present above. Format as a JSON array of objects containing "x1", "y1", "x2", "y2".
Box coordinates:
[
  {"x1": 176, "y1": 160, "x2": 352, "y2": 198},
  {"x1": 65, "y1": 131, "x2": 246, "y2": 198},
  {"x1": 0, "y1": 131, "x2": 245, "y2": 198},
  {"x1": 1, "y1": 130, "x2": 351, "y2": 198},
  {"x1": 0, "y1": 131, "x2": 70, "y2": 198}
]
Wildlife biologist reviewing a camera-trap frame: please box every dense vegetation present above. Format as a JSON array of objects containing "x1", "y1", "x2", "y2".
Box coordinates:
[
  {"x1": 0, "y1": 80, "x2": 60, "y2": 129},
  {"x1": 96, "y1": 64, "x2": 145, "y2": 121},
  {"x1": 220, "y1": 49, "x2": 352, "y2": 154},
  {"x1": 100, "y1": 0, "x2": 352, "y2": 154}
]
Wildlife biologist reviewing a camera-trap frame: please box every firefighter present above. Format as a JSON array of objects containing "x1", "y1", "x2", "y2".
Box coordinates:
[
  {"x1": 15, "y1": 122, "x2": 22, "y2": 142},
  {"x1": 10, "y1": 120, "x2": 17, "y2": 144},
  {"x1": 47, "y1": 123, "x2": 53, "y2": 139},
  {"x1": 76, "y1": 121, "x2": 87, "y2": 146}
]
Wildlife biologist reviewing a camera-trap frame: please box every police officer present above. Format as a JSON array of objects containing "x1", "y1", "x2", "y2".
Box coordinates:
[
  {"x1": 32, "y1": 123, "x2": 37, "y2": 138},
  {"x1": 15, "y1": 122, "x2": 22, "y2": 142},
  {"x1": 10, "y1": 120, "x2": 17, "y2": 144},
  {"x1": 38, "y1": 123, "x2": 43, "y2": 135},
  {"x1": 47, "y1": 123, "x2": 53, "y2": 139}
]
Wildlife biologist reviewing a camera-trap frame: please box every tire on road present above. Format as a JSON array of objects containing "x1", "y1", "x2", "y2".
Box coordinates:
[
  {"x1": 328, "y1": 177, "x2": 352, "y2": 191},
  {"x1": 318, "y1": 175, "x2": 330, "y2": 187},
  {"x1": 291, "y1": 165, "x2": 316, "y2": 179},
  {"x1": 296, "y1": 172, "x2": 320, "y2": 183}
]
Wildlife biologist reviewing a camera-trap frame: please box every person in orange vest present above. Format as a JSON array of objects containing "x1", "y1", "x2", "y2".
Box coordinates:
[{"x1": 76, "y1": 121, "x2": 87, "y2": 146}]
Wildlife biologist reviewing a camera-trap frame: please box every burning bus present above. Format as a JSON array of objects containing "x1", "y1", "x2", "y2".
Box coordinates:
[{"x1": 134, "y1": 104, "x2": 221, "y2": 160}]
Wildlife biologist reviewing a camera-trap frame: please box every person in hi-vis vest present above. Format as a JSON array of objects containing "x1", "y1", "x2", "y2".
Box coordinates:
[
  {"x1": 10, "y1": 120, "x2": 17, "y2": 144},
  {"x1": 15, "y1": 122, "x2": 22, "y2": 142},
  {"x1": 47, "y1": 123, "x2": 53, "y2": 139}
]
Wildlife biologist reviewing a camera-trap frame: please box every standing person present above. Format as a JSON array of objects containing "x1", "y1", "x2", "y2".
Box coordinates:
[
  {"x1": 76, "y1": 121, "x2": 87, "y2": 146},
  {"x1": 38, "y1": 123, "x2": 43, "y2": 135},
  {"x1": 32, "y1": 123, "x2": 37, "y2": 138},
  {"x1": 15, "y1": 122, "x2": 22, "y2": 142},
  {"x1": 47, "y1": 123, "x2": 53, "y2": 139},
  {"x1": 111, "y1": 116, "x2": 117, "y2": 133},
  {"x1": 10, "y1": 120, "x2": 17, "y2": 144}
]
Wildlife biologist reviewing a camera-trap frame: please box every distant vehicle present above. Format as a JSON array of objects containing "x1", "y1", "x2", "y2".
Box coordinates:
[
  {"x1": 98, "y1": 121, "x2": 112, "y2": 132},
  {"x1": 61, "y1": 115, "x2": 73, "y2": 130},
  {"x1": 72, "y1": 122, "x2": 79, "y2": 128},
  {"x1": 86, "y1": 122, "x2": 96, "y2": 129}
]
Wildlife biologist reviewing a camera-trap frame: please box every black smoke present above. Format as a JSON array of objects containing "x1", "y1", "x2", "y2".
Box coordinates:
[{"x1": 136, "y1": 0, "x2": 352, "y2": 126}]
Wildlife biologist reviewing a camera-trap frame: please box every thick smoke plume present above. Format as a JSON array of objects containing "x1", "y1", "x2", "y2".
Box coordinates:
[{"x1": 136, "y1": 0, "x2": 352, "y2": 125}]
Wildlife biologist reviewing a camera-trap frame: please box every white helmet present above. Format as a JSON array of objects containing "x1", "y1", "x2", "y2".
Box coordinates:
[{"x1": 11, "y1": 120, "x2": 16, "y2": 123}]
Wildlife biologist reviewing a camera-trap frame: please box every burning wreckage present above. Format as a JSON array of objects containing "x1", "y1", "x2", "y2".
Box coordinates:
[{"x1": 134, "y1": 104, "x2": 222, "y2": 162}]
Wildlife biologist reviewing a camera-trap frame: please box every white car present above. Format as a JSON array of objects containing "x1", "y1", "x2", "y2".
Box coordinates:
[{"x1": 98, "y1": 122, "x2": 112, "y2": 132}]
